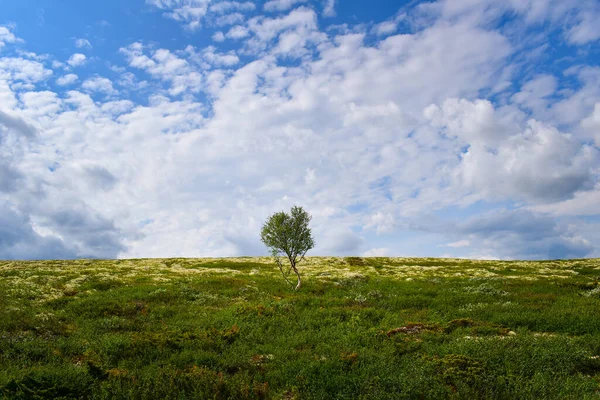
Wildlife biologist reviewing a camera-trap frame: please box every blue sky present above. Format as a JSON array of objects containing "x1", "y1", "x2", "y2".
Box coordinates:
[{"x1": 1, "y1": 0, "x2": 600, "y2": 260}]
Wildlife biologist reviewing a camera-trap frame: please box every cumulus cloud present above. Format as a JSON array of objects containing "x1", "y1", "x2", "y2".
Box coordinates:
[
  {"x1": 511, "y1": 74, "x2": 557, "y2": 113},
  {"x1": 146, "y1": 0, "x2": 212, "y2": 30},
  {"x1": 0, "y1": 203, "x2": 76, "y2": 260},
  {"x1": 362, "y1": 247, "x2": 391, "y2": 257},
  {"x1": 39, "y1": 205, "x2": 127, "y2": 258},
  {"x1": 0, "y1": 163, "x2": 23, "y2": 194},
  {"x1": 421, "y1": 0, "x2": 600, "y2": 46},
  {"x1": 56, "y1": 73, "x2": 78, "y2": 86},
  {"x1": 373, "y1": 20, "x2": 399, "y2": 36},
  {"x1": 532, "y1": 185, "x2": 600, "y2": 217},
  {"x1": 147, "y1": 0, "x2": 259, "y2": 30},
  {"x1": 214, "y1": 12, "x2": 245, "y2": 26},
  {"x1": 427, "y1": 99, "x2": 599, "y2": 203},
  {"x1": 0, "y1": 57, "x2": 53, "y2": 82},
  {"x1": 323, "y1": 0, "x2": 336, "y2": 17},
  {"x1": 83, "y1": 165, "x2": 118, "y2": 191},
  {"x1": 212, "y1": 31, "x2": 226, "y2": 41},
  {"x1": 565, "y1": 6, "x2": 600, "y2": 44},
  {"x1": 445, "y1": 240, "x2": 470, "y2": 248},
  {"x1": 196, "y1": 45, "x2": 239, "y2": 66},
  {"x1": 0, "y1": 112, "x2": 30, "y2": 194},
  {"x1": 210, "y1": 1, "x2": 255, "y2": 14},
  {"x1": 315, "y1": 229, "x2": 364, "y2": 255},
  {"x1": 226, "y1": 25, "x2": 250, "y2": 39},
  {"x1": 66, "y1": 53, "x2": 87, "y2": 67},
  {"x1": 119, "y1": 43, "x2": 203, "y2": 95},
  {"x1": 372, "y1": 13, "x2": 405, "y2": 36},
  {"x1": 264, "y1": 0, "x2": 307, "y2": 12},
  {"x1": 457, "y1": 209, "x2": 594, "y2": 259},
  {"x1": 74, "y1": 38, "x2": 92, "y2": 48},
  {"x1": 581, "y1": 103, "x2": 600, "y2": 146},
  {"x1": 82, "y1": 76, "x2": 118, "y2": 95},
  {"x1": 0, "y1": 110, "x2": 37, "y2": 138},
  {"x1": 0, "y1": 26, "x2": 19, "y2": 49},
  {"x1": 548, "y1": 67, "x2": 600, "y2": 128},
  {"x1": 244, "y1": 7, "x2": 325, "y2": 55}
]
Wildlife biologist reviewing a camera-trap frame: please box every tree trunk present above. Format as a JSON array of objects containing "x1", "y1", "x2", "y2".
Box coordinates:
[{"x1": 292, "y1": 264, "x2": 301, "y2": 291}]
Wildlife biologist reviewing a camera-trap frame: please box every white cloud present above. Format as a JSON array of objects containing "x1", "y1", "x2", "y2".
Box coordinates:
[
  {"x1": 245, "y1": 7, "x2": 325, "y2": 55},
  {"x1": 466, "y1": 254, "x2": 501, "y2": 261},
  {"x1": 581, "y1": 103, "x2": 600, "y2": 146},
  {"x1": 507, "y1": 0, "x2": 600, "y2": 45},
  {"x1": 264, "y1": 0, "x2": 307, "y2": 13},
  {"x1": 210, "y1": 1, "x2": 255, "y2": 14},
  {"x1": 199, "y1": 46, "x2": 240, "y2": 66},
  {"x1": 82, "y1": 76, "x2": 118, "y2": 95},
  {"x1": 456, "y1": 209, "x2": 594, "y2": 259},
  {"x1": 56, "y1": 74, "x2": 78, "y2": 86},
  {"x1": 226, "y1": 25, "x2": 250, "y2": 39},
  {"x1": 362, "y1": 247, "x2": 390, "y2": 257},
  {"x1": 425, "y1": 98, "x2": 599, "y2": 203},
  {"x1": 372, "y1": 13, "x2": 405, "y2": 36},
  {"x1": 548, "y1": 67, "x2": 600, "y2": 128},
  {"x1": 146, "y1": 0, "x2": 211, "y2": 30},
  {"x1": 212, "y1": 31, "x2": 226, "y2": 42},
  {"x1": 0, "y1": 205, "x2": 76, "y2": 260},
  {"x1": 304, "y1": 168, "x2": 316, "y2": 184},
  {"x1": 566, "y1": 7, "x2": 600, "y2": 44},
  {"x1": 0, "y1": 26, "x2": 20, "y2": 49},
  {"x1": 147, "y1": 0, "x2": 258, "y2": 31},
  {"x1": 248, "y1": 7, "x2": 318, "y2": 42},
  {"x1": 74, "y1": 38, "x2": 92, "y2": 48},
  {"x1": 0, "y1": 109, "x2": 37, "y2": 138},
  {"x1": 214, "y1": 12, "x2": 245, "y2": 26},
  {"x1": 323, "y1": 0, "x2": 336, "y2": 17},
  {"x1": 445, "y1": 240, "x2": 470, "y2": 248},
  {"x1": 532, "y1": 185, "x2": 600, "y2": 217},
  {"x1": 66, "y1": 53, "x2": 87, "y2": 67},
  {"x1": 511, "y1": 74, "x2": 557, "y2": 113},
  {"x1": 126, "y1": 45, "x2": 186, "y2": 75},
  {"x1": 117, "y1": 71, "x2": 149, "y2": 91},
  {"x1": 315, "y1": 228, "x2": 364, "y2": 255},
  {"x1": 425, "y1": 99, "x2": 513, "y2": 145},
  {"x1": 366, "y1": 212, "x2": 397, "y2": 235},
  {"x1": 373, "y1": 20, "x2": 399, "y2": 36},
  {"x1": 0, "y1": 57, "x2": 53, "y2": 82},
  {"x1": 119, "y1": 43, "x2": 202, "y2": 95}
]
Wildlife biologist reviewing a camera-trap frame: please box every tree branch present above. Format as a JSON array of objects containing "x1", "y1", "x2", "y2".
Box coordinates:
[
  {"x1": 296, "y1": 249, "x2": 309, "y2": 265},
  {"x1": 274, "y1": 254, "x2": 295, "y2": 288}
]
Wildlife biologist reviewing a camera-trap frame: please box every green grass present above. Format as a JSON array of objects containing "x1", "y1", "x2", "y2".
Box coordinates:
[{"x1": 1, "y1": 257, "x2": 600, "y2": 399}]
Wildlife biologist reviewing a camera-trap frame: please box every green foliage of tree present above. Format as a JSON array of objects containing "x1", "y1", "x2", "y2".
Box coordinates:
[{"x1": 260, "y1": 206, "x2": 315, "y2": 290}]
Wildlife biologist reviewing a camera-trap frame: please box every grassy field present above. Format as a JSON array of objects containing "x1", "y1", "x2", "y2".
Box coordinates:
[{"x1": 1, "y1": 257, "x2": 600, "y2": 399}]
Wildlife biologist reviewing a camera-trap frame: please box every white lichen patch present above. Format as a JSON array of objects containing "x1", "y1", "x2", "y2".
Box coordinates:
[
  {"x1": 461, "y1": 335, "x2": 515, "y2": 341},
  {"x1": 35, "y1": 312, "x2": 56, "y2": 321},
  {"x1": 459, "y1": 303, "x2": 489, "y2": 312},
  {"x1": 152, "y1": 276, "x2": 172, "y2": 282},
  {"x1": 2, "y1": 257, "x2": 599, "y2": 304},
  {"x1": 582, "y1": 286, "x2": 600, "y2": 297},
  {"x1": 532, "y1": 332, "x2": 558, "y2": 338}
]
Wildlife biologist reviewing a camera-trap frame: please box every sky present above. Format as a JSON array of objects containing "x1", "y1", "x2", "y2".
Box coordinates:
[{"x1": 0, "y1": 0, "x2": 599, "y2": 261}]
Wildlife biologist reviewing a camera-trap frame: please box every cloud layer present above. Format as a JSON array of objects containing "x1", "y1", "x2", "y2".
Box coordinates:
[{"x1": 0, "y1": 0, "x2": 599, "y2": 260}]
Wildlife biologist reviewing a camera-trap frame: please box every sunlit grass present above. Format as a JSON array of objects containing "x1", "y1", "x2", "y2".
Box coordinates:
[{"x1": 1, "y1": 257, "x2": 600, "y2": 399}]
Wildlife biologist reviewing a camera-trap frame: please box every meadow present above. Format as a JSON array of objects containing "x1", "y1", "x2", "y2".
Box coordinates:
[{"x1": 1, "y1": 256, "x2": 600, "y2": 399}]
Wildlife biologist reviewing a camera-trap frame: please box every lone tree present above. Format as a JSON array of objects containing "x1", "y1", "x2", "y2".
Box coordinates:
[{"x1": 260, "y1": 206, "x2": 315, "y2": 291}]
